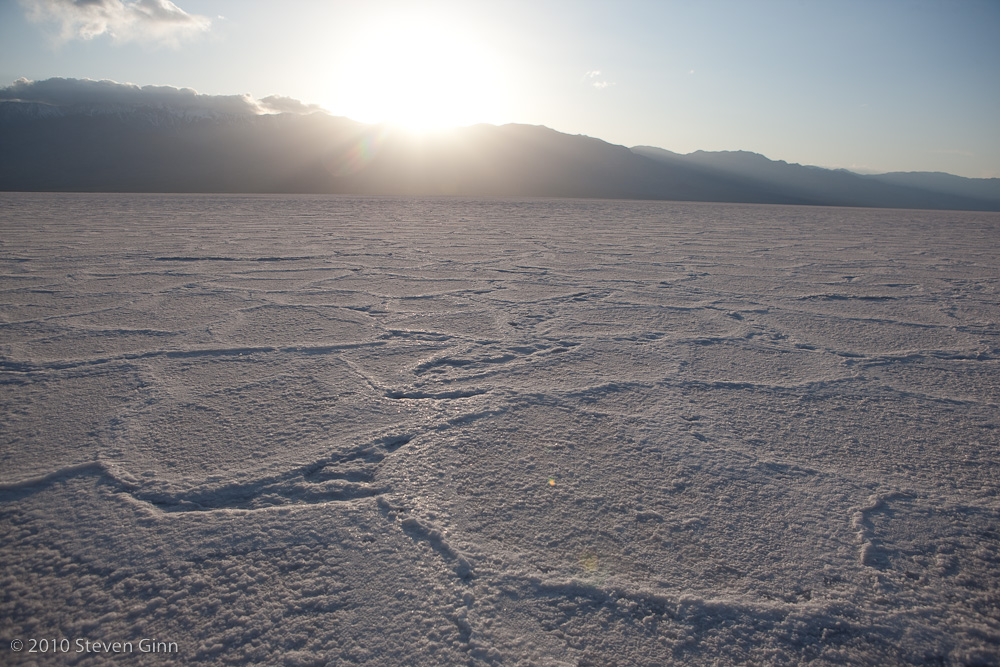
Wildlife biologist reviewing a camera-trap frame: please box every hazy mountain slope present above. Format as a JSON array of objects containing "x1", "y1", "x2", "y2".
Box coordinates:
[
  {"x1": 867, "y1": 171, "x2": 1000, "y2": 203},
  {"x1": 632, "y1": 145, "x2": 1000, "y2": 211},
  {"x1": 0, "y1": 102, "x2": 367, "y2": 192},
  {"x1": 2, "y1": 98, "x2": 999, "y2": 210}
]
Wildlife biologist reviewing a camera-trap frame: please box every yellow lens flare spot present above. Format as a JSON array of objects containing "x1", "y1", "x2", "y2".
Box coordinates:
[
  {"x1": 548, "y1": 478, "x2": 556, "y2": 486},
  {"x1": 581, "y1": 553, "x2": 599, "y2": 573}
]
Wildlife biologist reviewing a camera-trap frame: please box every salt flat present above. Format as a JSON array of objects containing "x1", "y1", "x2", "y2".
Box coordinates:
[{"x1": 1, "y1": 193, "x2": 998, "y2": 665}]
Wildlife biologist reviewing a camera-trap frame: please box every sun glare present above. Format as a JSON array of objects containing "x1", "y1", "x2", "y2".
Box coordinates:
[{"x1": 331, "y1": 13, "x2": 508, "y2": 132}]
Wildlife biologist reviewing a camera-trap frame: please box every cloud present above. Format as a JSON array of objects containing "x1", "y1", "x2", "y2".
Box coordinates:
[
  {"x1": 584, "y1": 70, "x2": 614, "y2": 90},
  {"x1": 258, "y1": 95, "x2": 326, "y2": 115},
  {"x1": 0, "y1": 77, "x2": 326, "y2": 117},
  {"x1": 19, "y1": 0, "x2": 211, "y2": 46}
]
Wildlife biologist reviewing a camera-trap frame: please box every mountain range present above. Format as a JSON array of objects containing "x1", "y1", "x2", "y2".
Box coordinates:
[{"x1": 2, "y1": 78, "x2": 998, "y2": 211}]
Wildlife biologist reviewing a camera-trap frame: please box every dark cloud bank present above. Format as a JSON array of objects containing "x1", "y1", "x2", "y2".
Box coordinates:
[
  {"x1": 1, "y1": 77, "x2": 998, "y2": 211},
  {"x1": 0, "y1": 77, "x2": 324, "y2": 116}
]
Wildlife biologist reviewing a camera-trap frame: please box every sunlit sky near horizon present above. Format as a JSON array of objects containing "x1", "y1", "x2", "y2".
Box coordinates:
[{"x1": 1, "y1": 0, "x2": 998, "y2": 178}]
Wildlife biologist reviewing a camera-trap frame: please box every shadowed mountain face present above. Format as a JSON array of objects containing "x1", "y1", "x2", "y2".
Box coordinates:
[
  {"x1": 632, "y1": 146, "x2": 1000, "y2": 211},
  {"x1": 2, "y1": 98, "x2": 998, "y2": 210}
]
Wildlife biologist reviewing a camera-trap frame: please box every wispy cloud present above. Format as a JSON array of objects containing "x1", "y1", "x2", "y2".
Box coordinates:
[
  {"x1": 584, "y1": 70, "x2": 614, "y2": 90},
  {"x1": 0, "y1": 77, "x2": 326, "y2": 116},
  {"x1": 19, "y1": 0, "x2": 211, "y2": 47},
  {"x1": 257, "y1": 95, "x2": 326, "y2": 115}
]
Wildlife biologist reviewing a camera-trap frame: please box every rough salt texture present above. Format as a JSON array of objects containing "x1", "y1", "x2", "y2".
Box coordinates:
[{"x1": 1, "y1": 193, "x2": 998, "y2": 665}]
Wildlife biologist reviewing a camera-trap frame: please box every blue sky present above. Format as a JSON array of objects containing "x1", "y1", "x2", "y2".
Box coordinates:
[{"x1": 1, "y1": 0, "x2": 998, "y2": 177}]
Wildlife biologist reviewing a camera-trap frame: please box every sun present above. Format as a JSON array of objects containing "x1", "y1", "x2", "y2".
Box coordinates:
[{"x1": 330, "y1": 13, "x2": 508, "y2": 132}]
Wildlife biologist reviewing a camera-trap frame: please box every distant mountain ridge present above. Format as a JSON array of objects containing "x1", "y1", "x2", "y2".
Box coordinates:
[
  {"x1": 632, "y1": 146, "x2": 1000, "y2": 211},
  {"x1": 2, "y1": 84, "x2": 998, "y2": 211}
]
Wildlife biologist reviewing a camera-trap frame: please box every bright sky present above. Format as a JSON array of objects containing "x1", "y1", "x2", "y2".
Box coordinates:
[{"x1": 1, "y1": 0, "x2": 998, "y2": 178}]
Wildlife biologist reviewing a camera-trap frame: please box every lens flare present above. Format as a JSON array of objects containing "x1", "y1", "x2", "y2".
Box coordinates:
[{"x1": 325, "y1": 125, "x2": 391, "y2": 177}]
